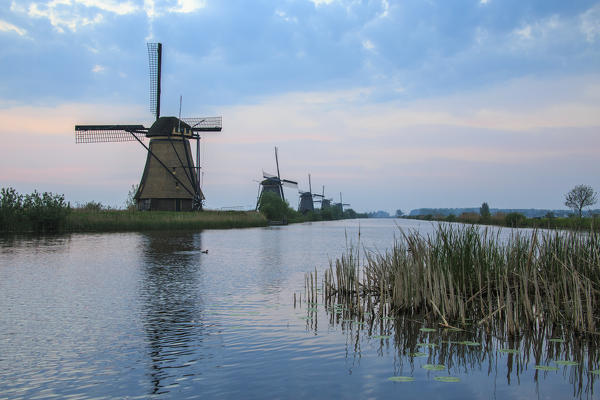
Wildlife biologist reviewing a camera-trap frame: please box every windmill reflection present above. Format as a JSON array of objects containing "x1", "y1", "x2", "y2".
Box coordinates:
[{"x1": 138, "y1": 231, "x2": 206, "y2": 395}]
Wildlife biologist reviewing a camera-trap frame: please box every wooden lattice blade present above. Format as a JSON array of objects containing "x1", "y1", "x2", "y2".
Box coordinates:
[
  {"x1": 181, "y1": 117, "x2": 222, "y2": 132},
  {"x1": 75, "y1": 125, "x2": 147, "y2": 143}
]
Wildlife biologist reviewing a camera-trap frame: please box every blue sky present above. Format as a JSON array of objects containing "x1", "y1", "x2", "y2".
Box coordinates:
[{"x1": 1, "y1": 0, "x2": 599, "y2": 212}]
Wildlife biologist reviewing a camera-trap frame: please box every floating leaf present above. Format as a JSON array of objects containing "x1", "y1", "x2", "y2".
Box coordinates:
[
  {"x1": 535, "y1": 365, "x2": 559, "y2": 371},
  {"x1": 307, "y1": 307, "x2": 318, "y2": 312},
  {"x1": 410, "y1": 352, "x2": 428, "y2": 357},
  {"x1": 548, "y1": 338, "x2": 565, "y2": 343},
  {"x1": 459, "y1": 341, "x2": 480, "y2": 346},
  {"x1": 446, "y1": 327, "x2": 463, "y2": 332},
  {"x1": 417, "y1": 343, "x2": 438, "y2": 348},
  {"x1": 388, "y1": 376, "x2": 415, "y2": 382},
  {"x1": 555, "y1": 360, "x2": 578, "y2": 366},
  {"x1": 498, "y1": 349, "x2": 520, "y2": 355},
  {"x1": 342, "y1": 319, "x2": 354, "y2": 323},
  {"x1": 373, "y1": 335, "x2": 391, "y2": 339},
  {"x1": 382, "y1": 316, "x2": 395, "y2": 320},
  {"x1": 434, "y1": 376, "x2": 460, "y2": 383},
  {"x1": 591, "y1": 369, "x2": 600, "y2": 375},
  {"x1": 354, "y1": 321, "x2": 365, "y2": 325},
  {"x1": 420, "y1": 328, "x2": 436, "y2": 332},
  {"x1": 423, "y1": 364, "x2": 446, "y2": 371}
]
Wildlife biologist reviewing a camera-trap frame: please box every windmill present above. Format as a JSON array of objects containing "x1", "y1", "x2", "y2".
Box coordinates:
[
  {"x1": 333, "y1": 192, "x2": 351, "y2": 214},
  {"x1": 255, "y1": 147, "x2": 298, "y2": 209},
  {"x1": 314, "y1": 185, "x2": 333, "y2": 209},
  {"x1": 298, "y1": 174, "x2": 324, "y2": 214},
  {"x1": 74, "y1": 43, "x2": 222, "y2": 211}
]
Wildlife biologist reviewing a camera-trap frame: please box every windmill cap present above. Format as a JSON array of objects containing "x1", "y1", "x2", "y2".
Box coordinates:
[{"x1": 147, "y1": 116, "x2": 192, "y2": 137}]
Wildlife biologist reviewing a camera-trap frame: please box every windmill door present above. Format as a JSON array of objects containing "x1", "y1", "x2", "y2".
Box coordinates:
[{"x1": 176, "y1": 199, "x2": 181, "y2": 211}]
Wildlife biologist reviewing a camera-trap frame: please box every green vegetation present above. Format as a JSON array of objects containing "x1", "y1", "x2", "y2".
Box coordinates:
[
  {"x1": 324, "y1": 224, "x2": 600, "y2": 335},
  {"x1": 1, "y1": 187, "x2": 267, "y2": 233},
  {"x1": 66, "y1": 209, "x2": 267, "y2": 232},
  {"x1": 257, "y1": 191, "x2": 366, "y2": 223},
  {"x1": 1, "y1": 187, "x2": 70, "y2": 232},
  {"x1": 406, "y1": 211, "x2": 600, "y2": 231},
  {"x1": 565, "y1": 184, "x2": 598, "y2": 218}
]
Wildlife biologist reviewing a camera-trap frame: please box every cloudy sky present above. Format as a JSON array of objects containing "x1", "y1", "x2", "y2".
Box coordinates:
[{"x1": 1, "y1": 0, "x2": 599, "y2": 212}]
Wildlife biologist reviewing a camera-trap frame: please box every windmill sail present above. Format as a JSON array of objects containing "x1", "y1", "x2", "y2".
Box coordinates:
[
  {"x1": 147, "y1": 42, "x2": 162, "y2": 120},
  {"x1": 75, "y1": 125, "x2": 147, "y2": 143}
]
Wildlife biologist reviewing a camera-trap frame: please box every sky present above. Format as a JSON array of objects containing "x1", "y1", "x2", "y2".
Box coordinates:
[{"x1": 0, "y1": 0, "x2": 599, "y2": 213}]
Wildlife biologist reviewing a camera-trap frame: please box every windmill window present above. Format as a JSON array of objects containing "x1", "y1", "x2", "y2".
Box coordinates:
[
  {"x1": 172, "y1": 167, "x2": 176, "y2": 175},
  {"x1": 175, "y1": 181, "x2": 179, "y2": 189}
]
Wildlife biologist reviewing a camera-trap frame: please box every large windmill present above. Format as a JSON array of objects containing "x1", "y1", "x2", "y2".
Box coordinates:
[
  {"x1": 74, "y1": 43, "x2": 222, "y2": 211},
  {"x1": 255, "y1": 147, "x2": 298, "y2": 209},
  {"x1": 298, "y1": 174, "x2": 324, "y2": 214}
]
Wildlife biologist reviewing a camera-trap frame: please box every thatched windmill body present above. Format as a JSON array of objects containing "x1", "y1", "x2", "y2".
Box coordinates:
[
  {"x1": 298, "y1": 174, "x2": 324, "y2": 214},
  {"x1": 256, "y1": 147, "x2": 298, "y2": 209},
  {"x1": 75, "y1": 43, "x2": 222, "y2": 211}
]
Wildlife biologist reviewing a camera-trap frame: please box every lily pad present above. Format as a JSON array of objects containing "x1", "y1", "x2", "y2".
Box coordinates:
[
  {"x1": 373, "y1": 335, "x2": 391, "y2": 339},
  {"x1": 382, "y1": 316, "x2": 396, "y2": 321},
  {"x1": 342, "y1": 319, "x2": 355, "y2": 323},
  {"x1": 417, "y1": 343, "x2": 438, "y2": 348},
  {"x1": 423, "y1": 364, "x2": 446, "y2": 371},
  {"x1": 388, "y1": 376, "x2": 415, "y2": 382},
  {"x1": 535, "y1": 365, "x2": 559, "y2": 371},
  {"x1": 420, "y1": 328, "x2": 436, "y2": 332},
  {"x1": 459, "y1": 341, "x2": 481, "y2": 346},
  {"x1": 548, "y1": 338, "x2": 565, "y2": 343},
  {"x1": 434, "y1": 376, "x2": 460, "y2": 383},
  {"x1": 307, "y1": 307, "x2": 318, "y2": 312},
  {"x1": 555, "y1": 360, "x2": 578, "y2": 366},
  {"x1": 446, "y1": 327, "x2": 463, "y2": 332},
  {"x1": 591, "y1": 369, "x2": 600, "y2": 375},
  {"x1": 410, "y1": 352, "x2": 428, "y2": 357},
  {"x1": 498, "y1": 349, "x2": 520, "y2": 355}
]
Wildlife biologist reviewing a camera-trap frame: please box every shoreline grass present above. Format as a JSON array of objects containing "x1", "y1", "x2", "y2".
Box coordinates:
[
  {"x1": 64, "y1": 209, "x2": 268, "y2": 232},
  {"x1": 322, "y1": 224, "x2": 600, "y2": 336}
]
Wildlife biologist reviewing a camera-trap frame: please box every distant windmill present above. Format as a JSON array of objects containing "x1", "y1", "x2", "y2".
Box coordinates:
[
  {"x1": 333, "y1": 192, "x2": 351, "y2": 214},
  {"x1": 256, "y1": 147, "x2": 298, "y2": 209},
  {"x1": 298, "y1": 174, "x2": 324, "y2": 214},
  {"x1": 74, "y1": 43, "x2": 222, "y2": 211},
  {"x1": 314, "y1": 185, "x2": 333, "y2": 209}
]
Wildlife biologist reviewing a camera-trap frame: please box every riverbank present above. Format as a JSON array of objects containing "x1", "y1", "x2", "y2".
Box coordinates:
[
  {"x1": 65, "y1": 209, "x2": 268, "y2": 232},
  {"x1": 403, "y1": 212, "x2": 600, "y2": 231}
]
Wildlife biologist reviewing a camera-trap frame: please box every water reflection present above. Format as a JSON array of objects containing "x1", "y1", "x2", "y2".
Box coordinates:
[
  {"x1": 138, "y1": 231, "x2": 206, "y2": 395},
  {"x1": 306, "y1": 298, "x2": 600, "y2": 399}
]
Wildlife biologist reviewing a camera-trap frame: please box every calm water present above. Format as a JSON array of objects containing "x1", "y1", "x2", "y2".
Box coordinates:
[{"x1": 1, "y1": 219, "x2": 599, "y2": 399}]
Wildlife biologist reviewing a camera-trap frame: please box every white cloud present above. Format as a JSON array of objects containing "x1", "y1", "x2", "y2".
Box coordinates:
[
  {"x1": 362, "y1": 39, "x2": 375, "y2": 50},
  {"x1": 275, "y1": 10, "x2": 297, "y2": 23},
  {"x1": 92, "y1": 64, "x2": 105, "y2": 73},
  {"x1": 27, "y1": 0, "x2": 105, "y2": 33},
  {"x1": 310, "y1": 0, "x2": 335, "y2": 7},
  {"x1": 168, "y1": 0, "x2": 206, "y2": 14},
  {"x1": 75, "y1": 0, "x2": 138, "y2": 15},
  {"x1": 0, "y1": 19, "x2": 27, "y2": 36},
  {"x1": 580, "y1": 4, "x2": 600, "y2": 43}
]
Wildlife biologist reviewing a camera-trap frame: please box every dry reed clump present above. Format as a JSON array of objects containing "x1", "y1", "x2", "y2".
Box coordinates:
[{"x1": 323, "y1": 225, "x2": 600, "y2": 335}]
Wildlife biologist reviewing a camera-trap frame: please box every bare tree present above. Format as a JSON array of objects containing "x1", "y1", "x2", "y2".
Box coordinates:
[{"x1": 564, "y1": 184, "x2": 598, "y2": 218}]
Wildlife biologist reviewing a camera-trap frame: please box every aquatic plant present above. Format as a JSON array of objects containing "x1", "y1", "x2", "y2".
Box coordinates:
[{"x1": 323, "y1": 224, "x2": 600, "y2": 335}]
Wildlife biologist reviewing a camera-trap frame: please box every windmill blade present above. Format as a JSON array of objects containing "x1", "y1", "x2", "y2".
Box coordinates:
[
  {"x1": 182, "y1": 117, "x2": 222, "y2": 132},
  {"x1": 281, "y1": 179, "x2": 298, "y2": 189},
  {"x1": 312, "y1": 193, "x2": 324, "y2": 198},
  {"x1": 147, "y1": 42, "x2": 162, "y2": 119},
  {"x1": 75, "y1": 125, "x2": 147, "y2": 143},
  {"x1": 263, "y1": 171, "x2": 277, "y2": 179}
]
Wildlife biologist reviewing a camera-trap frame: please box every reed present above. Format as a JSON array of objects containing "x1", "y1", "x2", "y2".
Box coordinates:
[
  {"x1": 64, "y1": 209, "x2": 268, "y2": 232},
  {"x1": 323, "y1": 224, "x2": 600, "y2": 336}
]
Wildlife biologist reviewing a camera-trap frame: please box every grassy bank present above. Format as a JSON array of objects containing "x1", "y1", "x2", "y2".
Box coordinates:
[
  {"x1": 64, "y1": 209, "x2": 268, "y2": 232},
  {"x1": 405, "y1": 212, "x2": 600, "y2": 231},
  {"x1": 321, "y1": 224, "x2": 600, "y2": 336}
]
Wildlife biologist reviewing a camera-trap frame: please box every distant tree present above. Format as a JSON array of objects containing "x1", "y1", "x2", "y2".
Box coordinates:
[
  {"x1": 505, "y1": 212, "x2": 525, "y2": 227},
  {"x1": 480, "y1": 202, "x2": 491, "y2": 219},
  {"x1": 395, "y1": 209, "x2": 404, "y2": 217},
  {"x1": 565, "y1": 184, "x2": 598, "y2": 218},
  {"x1": 125, "y1": 184, "x2": 139, "y2": 210}
]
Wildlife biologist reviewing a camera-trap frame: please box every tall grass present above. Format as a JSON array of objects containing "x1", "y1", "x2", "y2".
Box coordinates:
[
  {"x1": 65, "y1": 209, "x2": 268, "y2": 232},
  {"x1": 324, "y1": 225, "x2": 600, "y2": 335}
]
